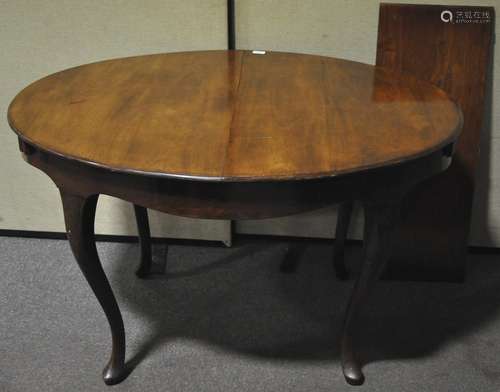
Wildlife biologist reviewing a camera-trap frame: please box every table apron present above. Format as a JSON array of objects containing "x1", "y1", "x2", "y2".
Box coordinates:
[{"x1": 20, "y1": 141, "x2": 449, "y2": 220}]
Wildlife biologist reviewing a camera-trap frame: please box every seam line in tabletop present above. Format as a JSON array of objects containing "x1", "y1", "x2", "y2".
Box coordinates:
[
  {"x1": 220, "y1": 51, "x2": 246, "y2": 178},
  {"x1": 7, "y1": 51, "x2": 463, "y2": 182}
]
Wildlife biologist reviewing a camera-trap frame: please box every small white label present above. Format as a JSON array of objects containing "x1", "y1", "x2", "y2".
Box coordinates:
[{"x1": 252, "y1": 50, "x2": 266, "y2": 55}]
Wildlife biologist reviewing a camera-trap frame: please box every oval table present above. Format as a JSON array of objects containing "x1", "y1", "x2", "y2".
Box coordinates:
[{"x1": 7, "y1": 50, "x2": 462, "y2": 386}]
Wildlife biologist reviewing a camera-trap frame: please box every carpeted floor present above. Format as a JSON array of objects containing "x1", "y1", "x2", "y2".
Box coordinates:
[{"x1": 1, "y1": 236, "x2": 500, "y2": 392}]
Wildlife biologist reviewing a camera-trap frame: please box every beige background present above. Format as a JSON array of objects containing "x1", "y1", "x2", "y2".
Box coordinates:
[
  {"x1": 0, "y1": 0, "x2": 498, "y2": 246},
  {"x1": 0, "y1": 0, "x2": 231, "y2": 242},
  {"x1": 234, "y1": 0, "x2": 499, "y2": 246}
]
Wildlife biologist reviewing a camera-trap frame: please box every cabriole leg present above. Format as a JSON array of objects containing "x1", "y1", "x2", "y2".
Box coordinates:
[
  {"x1": 133, "y1": 204, "x2": 154, "y2": 278},
  {"x1": 333, "y1": 201, "x2": 354, "y2": 280},
  {"x1": 341, "y1": 199, "x2": 399, "y2": 385},
  {"x1": 60, "y1": 191, "x2": 128, "y2": 385}
]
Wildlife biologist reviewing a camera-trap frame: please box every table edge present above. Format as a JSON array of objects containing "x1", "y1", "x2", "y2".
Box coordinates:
[{"x1": 7, "y1": 50, "x2": 464, "y2": 183}]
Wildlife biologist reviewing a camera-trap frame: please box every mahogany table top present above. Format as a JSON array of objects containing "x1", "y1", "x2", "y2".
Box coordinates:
[{"x1": 8, "y1": 50, "x2": 462, "y2": 181}]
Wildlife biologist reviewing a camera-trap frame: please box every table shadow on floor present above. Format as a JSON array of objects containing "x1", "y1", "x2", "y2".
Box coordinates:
[{"x1": 104, "y1": 239, "x2": 500, "y2": 379}]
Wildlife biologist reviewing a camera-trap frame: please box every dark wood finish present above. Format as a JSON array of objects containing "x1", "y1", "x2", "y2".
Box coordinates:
[
  {"x1": 376, "y1": 4, "x2": 495, "y2": 281},
  {"x1": 8, "y1": 50, "x2": 461, "y2": 181},
  {"x1": 19, "y1": 142, "x2": 447, "y2": 221},
  {"x1": 280, "y1": 198, "x2": 354, "y2": 276},
  {"x1": 59, "y1": 191, "x2": 128, "y2": 385},
  {"x1": 18, "y1": 135, "x2": 451, "y2": 386},
  {"x1": 342, "y1": 197, "x2": 400, "y2": 385},
  {"x1": 133, "y1": 205, "x2": 154, "y2": 278},
  {"x1": 8, "y1": 50, "x2": 463, "y2": 386},
  {"x1": 333, "y1": 201, "x2": 353, "y2": 280}
]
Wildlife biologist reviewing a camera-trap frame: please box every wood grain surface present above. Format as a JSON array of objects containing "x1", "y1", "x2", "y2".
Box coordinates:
[
  {"x1": 376, "y1": 4, "x2": 494, "y2": 281},
  {"x1": 9, "y1": 48, "x2": 464, "y2": 385},
  {"x1": 8, "y1": 50, "x2": 462, "y2": 181}
]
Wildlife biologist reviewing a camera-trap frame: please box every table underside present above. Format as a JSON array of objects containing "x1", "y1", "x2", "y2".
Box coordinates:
[{"x1": 18, "y1": 138, "x2": 450, "y2": 385}]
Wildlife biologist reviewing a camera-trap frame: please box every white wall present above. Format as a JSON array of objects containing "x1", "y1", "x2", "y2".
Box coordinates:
[
  {"x1": 234, "y1": 0, "x2": 499, "y2": 246},
  {"x1": 0, "y1": 0, "x2": 231, "y2": 242},
  {"x1": 1, "y1": 0, "x2": 498, "y2": 247}
]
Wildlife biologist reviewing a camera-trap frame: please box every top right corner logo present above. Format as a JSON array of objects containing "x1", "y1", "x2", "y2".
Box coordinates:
[{"x1": 441, "y1": 9, "x2": 492, "y2": 24}]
